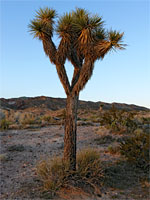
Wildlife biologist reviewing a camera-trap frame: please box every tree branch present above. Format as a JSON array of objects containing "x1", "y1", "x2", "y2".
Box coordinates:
[
  {"x1": 72, "y1": 56, "x2": 95, "y2": 94},
  {"x1": 55, "y1": 64, "x2": 71, "y2": 95},
  {"x1": 56, "y1": 37, "x2": 72, "y2": 95},
  {"x1": 42, "y1": 34, "x2": 57, "y2": 64},
  {"x1": 42, "y1": 35, "x2": 71, "y2": 95},
  {"x1": 94, "y1": 40, "x2": 112, "y2": 59},
  {"x1": 68, "y1": 47, "x2": 83, "y2": 90}
]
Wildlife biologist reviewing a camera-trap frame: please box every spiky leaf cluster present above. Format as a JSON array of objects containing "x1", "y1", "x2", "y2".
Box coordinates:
[
  {"x1": 56, "y1": 9, "x2": 105, "y2": 41},
  {"x1": 28, "y1": 7, "x2": 56, "y2": 39},
  {"x1": 56, "y1": 13, "x2": 74, "y2": 36},
  {"x1": 29, "y1": 7, "x2": 125, "y2": 58},
  {"x1": 108, "y1": 30, "x2": 126, "y2": 50}
]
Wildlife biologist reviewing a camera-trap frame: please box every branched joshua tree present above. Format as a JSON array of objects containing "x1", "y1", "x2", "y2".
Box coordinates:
[{"x1": 29, "y1": 7, "x2": 126, "y2": 170}]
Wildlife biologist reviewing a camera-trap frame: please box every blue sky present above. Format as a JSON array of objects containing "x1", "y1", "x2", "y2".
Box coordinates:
[{"x1": 0, "y1": 0, "x2": 149, "y2": 108}]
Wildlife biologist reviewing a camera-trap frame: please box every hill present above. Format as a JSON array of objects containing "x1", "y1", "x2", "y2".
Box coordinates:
[{"x1": 0, "y1": 96, "x2": 149, "y2": 112}]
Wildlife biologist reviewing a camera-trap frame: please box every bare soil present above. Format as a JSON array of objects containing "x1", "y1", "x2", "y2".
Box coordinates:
[{"x1": 0, "y1": 125, "x2": 149, "y2": 200}]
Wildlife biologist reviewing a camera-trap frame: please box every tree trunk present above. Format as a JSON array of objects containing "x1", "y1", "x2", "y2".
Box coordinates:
[{"x1": 63, "y1": 93, "x2": 79, "y2": 170}]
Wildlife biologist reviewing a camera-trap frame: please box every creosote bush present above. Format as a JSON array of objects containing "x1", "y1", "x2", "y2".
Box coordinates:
[
  {"x1": 100, "y1": 106, "x2": 137, "y2": 134},
  {"x1": 37, "y1": 148, "x2": 103, "y2": 197},
  {"x1": 119, "y1": 132, "x2": 150, "y2": 171}
]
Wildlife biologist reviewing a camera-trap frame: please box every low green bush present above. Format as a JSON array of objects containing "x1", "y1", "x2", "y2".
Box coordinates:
[
  {"x1": 99, "y1": 106, "x2": 137, "y2": 134},
  {"x1": 119, "y1": 132, "x2": 149, "y2": 171}
]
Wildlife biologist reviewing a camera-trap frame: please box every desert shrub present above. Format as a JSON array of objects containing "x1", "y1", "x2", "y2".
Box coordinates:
[
  {"x1": 88, "y1": 115, "x2": 100, "y2": 123},
  {"x1": 141, "y1": 117, "x2": 150, "y2": 124},
  {"x1": 56, "y1": 109, "x2": 66, "y2": 119},
  {"x1": 81, "y1": 118, "x2": 88, "y2": 121},
  {"x1": 37, "y1": 149, "x2": 103, "y2": 197},
  {"x1": 42, "y1": 115, "x2": 52, "y2": 123},
  {"x1": 107, "y1": 145, "x2": 120, "y2": 154},
  {"x1": 99, "y1": 106, "x2": 137, "y2": 134},
  {"x1": 0, "y1": 118, "x2": 10, "y2": 130},
  {"x1": 77, "y1": 121, "x2": 94, "y2": 126},
  {"x1": 94, "y1": 135, "x2": 115, "y2": 145},
  {"x1": 0, "y1": 154, "x2": 8, "y2": 161},
  {"x1": 22, "y1": 118, "x2": 35, "y2": 125},
  {"x1": 133, "y1": 128, "x2": 144, "y2": 135},
  {"x1": 21, "y1": 113, "x2": 36, "y2": 125},
  {"x1": 119, "y1": 132, "x2": 150, "y2": 171},
  {"x1": 7, "y1": 144, "x2": 25, "y2": 152}
]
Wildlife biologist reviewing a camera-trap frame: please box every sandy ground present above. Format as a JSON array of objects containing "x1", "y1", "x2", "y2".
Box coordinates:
[{"x1": 0, "y1": 125, "x2": 149, "y2": 200}]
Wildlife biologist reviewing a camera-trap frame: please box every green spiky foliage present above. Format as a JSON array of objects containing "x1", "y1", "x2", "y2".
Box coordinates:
[
  {"x1": 29, "y1": 7, "x2": 125, "y2": 68},
  {"x1": 29, "y1": 8, "x2": 56, "y2": 39},
  {"x1": 57, "y1": 13, "x2": 74, "y2": 36},
  {"x1": 109, "y1": 30, "x2": 126, "y2": 50}
]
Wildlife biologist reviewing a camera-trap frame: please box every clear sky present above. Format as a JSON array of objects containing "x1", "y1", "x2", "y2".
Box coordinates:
[{"x1": 0, "y1": 0, "x2": 149, "y2": 108}]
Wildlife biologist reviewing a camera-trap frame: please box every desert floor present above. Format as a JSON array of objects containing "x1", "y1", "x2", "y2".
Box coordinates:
[{"x1": 0, "y1": 125, "x2": 149, "y2": 200}]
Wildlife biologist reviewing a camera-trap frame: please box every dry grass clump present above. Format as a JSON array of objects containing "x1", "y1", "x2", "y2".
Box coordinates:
[
  {"x1": 77, "y1": 148, "x2": 103, "y2": 184},
  {"x1": 0, "y1": 118, "x2": 10, "y2": 130},
  {"x1": 37, "y1": 148, "x2": 103, "y2": 197},
  {"x1": 37, "y1": 157, "x2": 69, "y2": 196}
]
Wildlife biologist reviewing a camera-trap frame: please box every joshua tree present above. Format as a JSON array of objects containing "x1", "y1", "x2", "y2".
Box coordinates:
[{"x1": 29, "y1": 8, "x2": 125, "y2": 170}]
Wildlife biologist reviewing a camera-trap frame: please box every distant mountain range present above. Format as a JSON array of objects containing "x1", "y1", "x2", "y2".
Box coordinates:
[{"x1": 0, "y1": 96, "x2": 149, "y2": 112}]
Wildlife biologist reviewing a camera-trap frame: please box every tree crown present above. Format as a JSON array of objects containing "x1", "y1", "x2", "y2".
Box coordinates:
[{"x1": 29, "y1": 7, "x2": 126, "y2": 95}]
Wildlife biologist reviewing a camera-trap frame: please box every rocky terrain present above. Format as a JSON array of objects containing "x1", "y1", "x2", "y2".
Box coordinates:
[{"x1": 0, "y1": 96, "x2": 149, "y2": 111}]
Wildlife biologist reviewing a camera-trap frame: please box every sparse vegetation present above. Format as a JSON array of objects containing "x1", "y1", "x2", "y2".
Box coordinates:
[
  {"x1": 37, "y1": 148, "x2": 103, "y2": 197},
  {"x1": 0, "y1": 98, "x2": 149, "y2": 199}
]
